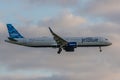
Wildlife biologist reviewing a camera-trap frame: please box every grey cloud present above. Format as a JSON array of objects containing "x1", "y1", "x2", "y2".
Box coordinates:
[
  {"x1": 30, "y1": 75, "x2": 71, "y2": 80},
  {"x1": 39, "y1": 11, "x2": 86, "y2": 27},
  {"x1": 0, "y1": 6, "x2": 120, "y2": 80},
  {"x1": 1, "y1": 22, "x2": 120, "y2": 80},
  {"x1": 1, "y1": 12, "x2": 119, "y2": 71},
  {"x1": 86, "y1": 22, "x2": 120, "y2": 36},
  {"x1": 38, "y1": 11, "x2": 120, "y2": 39},
  {"x1": 27, "y1": 0, "x2": 80, "y2": 7},
  {"x1": 0, "y1": 0, "x2": 81, "y2": 6},
  {"x1": 77, "y1": 0, "x2": 120, "y2": 23},
  {"x1": 0, "y1": 75, "x2": 71, "y2": 80},
  {"x1": 38, "y1": 11, "x2": 87, "y2": 37}
]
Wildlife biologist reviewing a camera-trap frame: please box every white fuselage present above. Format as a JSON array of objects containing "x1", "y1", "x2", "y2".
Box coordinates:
[{"x1": 5, "y1": 37, "x2": 112, "y2": 47}]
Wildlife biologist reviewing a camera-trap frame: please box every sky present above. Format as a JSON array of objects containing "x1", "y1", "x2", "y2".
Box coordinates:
[{"x1": 0, "y1": 0, "x2": 120, "y2": 80}]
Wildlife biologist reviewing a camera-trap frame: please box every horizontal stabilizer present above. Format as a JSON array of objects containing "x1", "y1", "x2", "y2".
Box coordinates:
[{"x1": 8, "y1": 37, "x2": 17, "y2": 41}]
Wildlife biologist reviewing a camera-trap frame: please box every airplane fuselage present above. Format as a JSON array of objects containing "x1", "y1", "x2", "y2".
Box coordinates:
[
  {"x1": 5, "y1": 37, "x2": 112, "y2": 48},
  {"x1": 5, "y1": 24, "x2": 112, "y2": 53}
]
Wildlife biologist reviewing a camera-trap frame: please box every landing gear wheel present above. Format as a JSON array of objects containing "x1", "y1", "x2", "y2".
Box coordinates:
[
  {"x1": 99, "y1": 47, "x2": 102, "y2": 52},
  {"x1": 57, "y1": 48, "x2": 62, "y2": 54},
  {"x1": 100, "y1": 49, "x2": 102, "y2": 52}
]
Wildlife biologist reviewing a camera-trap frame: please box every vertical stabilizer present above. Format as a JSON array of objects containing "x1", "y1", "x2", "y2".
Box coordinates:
[{"x1": 6, "y1": 24, "x2": 24, "y2": 38}]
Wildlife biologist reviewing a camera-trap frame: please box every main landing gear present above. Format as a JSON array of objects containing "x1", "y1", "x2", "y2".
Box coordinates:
[
  {"x1": 57, "y1": 48, "x2": 62, "y2": 54},
  {"x1": 99, "y1": 47, "x2": 102, "y2": 52}
]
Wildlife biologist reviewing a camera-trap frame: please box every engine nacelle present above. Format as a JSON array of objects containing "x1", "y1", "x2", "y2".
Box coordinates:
[{"x1": 63, "y1": 42, "x2": 77, "y2": 52}]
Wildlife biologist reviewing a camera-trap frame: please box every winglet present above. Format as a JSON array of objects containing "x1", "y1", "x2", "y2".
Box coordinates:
[
  {"x1": 48, "y1": 27, "x2": 52, "y2": 32},
  {"x1": 49, "y1": 27, "x2": 54, "y2": 35}
]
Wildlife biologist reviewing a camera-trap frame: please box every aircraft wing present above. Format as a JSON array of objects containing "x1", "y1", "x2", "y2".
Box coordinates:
[{"x1": 49, "y1": 27, "x2": 68, "y2": 47}]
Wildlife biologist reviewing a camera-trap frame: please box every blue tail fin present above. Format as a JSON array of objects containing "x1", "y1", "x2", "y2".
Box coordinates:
[{"x1": 6, "y1": 24, "x2": 24, "y2": 38}]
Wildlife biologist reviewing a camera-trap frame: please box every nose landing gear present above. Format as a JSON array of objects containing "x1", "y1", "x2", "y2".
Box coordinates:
[{"x1": 99, "y1": 47, "x2": 102, "y2": 52}]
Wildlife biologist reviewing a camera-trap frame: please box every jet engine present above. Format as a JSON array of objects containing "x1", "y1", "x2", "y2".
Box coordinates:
[{"x1": 63, "y1": 42, "x2": 77, "y2": 52}]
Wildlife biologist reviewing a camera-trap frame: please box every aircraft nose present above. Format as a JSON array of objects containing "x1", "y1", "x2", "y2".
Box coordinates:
[{"x1": 108, "y1": 42, "x2": 112, "y2": 46}]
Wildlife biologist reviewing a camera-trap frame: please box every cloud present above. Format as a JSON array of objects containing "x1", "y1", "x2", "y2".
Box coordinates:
[
  {"x1": 0, "y1": 0, "x2": 120, "y2": 80},
  {"x1": 85, "y1": 22, "x2": 120, "y2": 36},
  {"x1": 103, "y1": 73, "x2": 120, "y2": 80},
  {"x1": 78, "y1": 0, "x2": 120, "y2": 23},
  {"x1": 83, "y1": 0, "x2": 120, "y2": 15},
  {"x1": 27, "y1": 0, "x2": 80, "y2": 7},
  {"x1": 0, "y1": 75, "x2": 73, "y2": 80},
  {"x1": 0, "y1": 0, "x2": 80, "y2": 7},
  {"x1": 38, "y1": 11, "x2": 87, "y2": 37},
  {"x1": 39, "y1": 11, "x2": 86, "y2": 27},
  {"x1": 0, "y1": 24, "x2": 120, "y2": 80}
]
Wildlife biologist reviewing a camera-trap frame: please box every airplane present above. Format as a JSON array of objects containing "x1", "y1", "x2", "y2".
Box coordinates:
[{"x1": 5, "y1": 24, "x2": 112, "y2": 54}]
